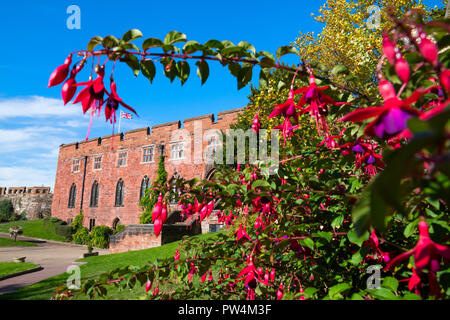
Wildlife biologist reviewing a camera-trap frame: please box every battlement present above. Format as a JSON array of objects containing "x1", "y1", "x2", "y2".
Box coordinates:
[
  {"x1": 0, "y1": 186, "x2": 52, "y2": 195},
  {"x1": 59, "y1": 108, "x2": 244, "y2": 151}
]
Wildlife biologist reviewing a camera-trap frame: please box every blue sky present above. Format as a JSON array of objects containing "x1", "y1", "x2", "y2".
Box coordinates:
[{"x1": 0, "y1": 0, "x2": 444, "y2": 189}]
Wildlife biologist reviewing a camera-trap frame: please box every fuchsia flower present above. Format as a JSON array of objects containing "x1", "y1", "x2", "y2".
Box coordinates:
[
  {"x1": 339, "y1": 80, "x2": 424, "y2": 139},
  {"x1": 362, "y1": 230, "x2": 390, "y2": 264},
  {"x1": 339, "y1": 139, "x2": 383, "y2": 177},
  {"x1": 269, "y1": 89, "x2": 299, "y2": 146},
  {"x1": 277, "y1": 283, "x2": 284, "y2": 300},
  {"x1": 295, "y1": 73, "x2": 350, "y2": 137},
  {"x1": 318, "y1": 127, "x2": 346, "y2": 149},
  {"x1": 235, "y1": 257, "x2": 271, "y2": 300},
  {"x1": 48, "y1": 54, "x2": 72, "y2": 88},
  {"x1": 145, "y1": 280, "x2": 152, "y2": 293},
  {"x1": 251, "y1": 113, "x2": 261, "y2": 134},
  {"x1": 383, "y1": 33, "x2": 410, "y2": 83},
  {"x1": 385, "y1": 217, "x2": 450, "y2": 298},
  {"x1": 234, "y1": 224, "x2": 251, "y2": 243},
  {"x1": 104, "y1": 77, "x2": 138, "y2": 124}
]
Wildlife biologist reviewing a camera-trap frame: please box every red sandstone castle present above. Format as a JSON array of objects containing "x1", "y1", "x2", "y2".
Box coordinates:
[{"x1": 51, "y1": 108, "x2": 243, "y2": 230}]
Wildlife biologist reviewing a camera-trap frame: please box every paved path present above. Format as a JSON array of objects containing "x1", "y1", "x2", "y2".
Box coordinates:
[{"x1": 0, "y1": 233, "x2": 109, "y2": 295}]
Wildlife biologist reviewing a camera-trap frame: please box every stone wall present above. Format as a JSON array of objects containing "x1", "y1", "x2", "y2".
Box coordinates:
[
  {"x1": 109, "y1": 217, "x2": 202, "y2": 254},
  {"x1": 0, "y1": 186, "x2": 53, "y2": 220}
]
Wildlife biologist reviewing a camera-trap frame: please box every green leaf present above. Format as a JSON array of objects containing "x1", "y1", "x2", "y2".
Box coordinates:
[
  {"x1": 237, "y1": 41, "x2": 256, "y2": 54},
  {"x1": 331, "y1": 64, "x2": 349, "y2": 76},
  {"x1": 142, "y1": 38, "x2": 164, "y2": 50},
  {"x1": 299, "y1": 237, "x2": 314, "y2": 250},
  {"x1": 347, "y1": 230, "x2": 369, "y2": 247},
  {"x1": 221, "y1": 40, "x2": 235, "y2": 48},
  {"x1": 328, "y1": 283, "x2": 351, "y2": 299},
  {"x1": 260, "y1": 57, "x2": 275, "y2": 68},
  {"x1": 222, "y1": 46, "x2": 244, "y2": 56},
  {"x1": 122, "y1": 29, "x2": 143, "y2": 43},
  {"x1": 403, "y1": 219, "x2": 418, "y2": 238},
  {"x1": 276, "y1": 46, "x2": 299, "y2": 59},
  {"x1": 251, "y1": 180, "x2": 271, "y2": 189},
  {"x1": 176, "y1": 61, "x2": 190, "y2": 85},
  {"x1": 204, "y1": 39, "x2": 224, "y2": 50},
  {"x1": 382, "y1": 277, "x2": 399, "y2": 292},
  {"x1": 164, "y1": 31, "x2": 187, "y2": 45},
  {"x1": 102, "y1": 35, "x2": 120, "y2": 49},
  {"x1": 123, "y1": 54, "x2": 140, "y2": 77},
  {"x1": 237, "y1": 65, "x2": 253, "y2": 90},
  {"x1": 140, "y1": 60, "x2": 156, "y2": 83},
  {"x1": 350, "y1": 251, "x2": 363, "y2": 265},
  {"x1": 367, "y1": 288, "x2": 399, "y2": 300},
  {"x1": 182, "y1": 40, "x2": 203, "y2": 54},
  {"x1": 87, "y1": 36, "x2": 103, "y2": 52},
  {"x1": 196, "y1": 60, "x2": 209, "y2": 85}
]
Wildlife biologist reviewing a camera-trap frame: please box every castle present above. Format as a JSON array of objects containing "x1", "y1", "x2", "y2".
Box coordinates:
[
  {"x1": 0, "y1": 186, "x2": 53, "y2": 220},
  {"x1": 51, "y1": 107, "x2": 243, "y2": 233}
]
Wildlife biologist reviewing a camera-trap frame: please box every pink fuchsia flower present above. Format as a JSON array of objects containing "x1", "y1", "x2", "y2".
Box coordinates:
[
  {"x1": 339, "y1": 80, "x2": 424, "y2": 139},
  {"x1": 362, "y1": 230, "x2": 390, "y2": 264},
  {"x1": 234, "y1": 224, "x2": 251, "y2": 243},
  {"x1": 73, "y1": 65, "x2": 106, "y2": 115},
  {"x1": 382, "y1": 33, "x2": 410, "y2": 83},
  {"x1": 235, "y1": 257, "x2": 271, "y2": 300},
  {"x1": 174, "y1": 249, "x2": 180, "y2": 261},
  {"x1": 277, "y1": 283, "x2": 284, "y2": 300},
  {"x1": 295, "y1": 73, "x2": 350, "y2": 137},
  {"x1": 145, "y1": 280, "x2": 152, "y2": 293},
  {"x1": 48, "y1": 54, "x2": 72, "y2": 88},
  {"x1": 104, "y1": 77, "x2": 137, "y2": 124},
  {"x1": 269, "y1": 89, "x2": 301, "y2": 145},
  {"x1": 385, "y1": 217, "x2": 450, "y2": 298},
  {"x1": 152, "y1": 194, "x2": 163, "y2": 223},
  {"x1": 318, "y1": 127, "x2": 346, "y2": 149},
  {"x1": 251, "y1": 113, "x2": 261, "y2": 134},
  {"x1": 440, "y1": 69, "x2": 450, "y2": 93}
]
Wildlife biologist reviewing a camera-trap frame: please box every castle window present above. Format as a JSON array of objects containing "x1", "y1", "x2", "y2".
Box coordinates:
[
  {"x1": 68, "y1": 183, "x2": 76, "y2": 208},
  {"x1": 89, "y1": 218, "x2": 96, "y2": 232},
  {"x1": 93, "y1": 156, "x2": 102, "y2": 170},
  {"x1": 171, "y1": 143, "x2": 184, "y2": 160},
  {"x1": 206, "y1": 134, "x2": 221, "y2": 159},
  {"x1": 90, "y1": 181, "x2": 99, "y2": 207},
  {"x1": 115, "y1": 179, "x2": 125, "y2": 207},
  {"x1": 140, "y1": 176, "x2": 150, "y2": 200},
  {"x1": 142, "y1": 147, "x2": 154, "y2": 163},
  {"x1": 72, "y1": 159, "x2": 80, "y2": 173},
  {"x1": 117, "y1": 151, "x2": 127, "y2": 167}
]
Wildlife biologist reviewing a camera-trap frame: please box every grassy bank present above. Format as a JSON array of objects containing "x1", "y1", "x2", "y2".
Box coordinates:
[
  {"x1": 0, "y1": 231, "x2": 224, "y2": 300},
  {"x1": 0, "y1": 220, "x2": 67, "y2": 242},
  {"x1": 0, "y1": 262, "x2": 39, "y2": 278},
  {"x1": 0, "y1": 237, "x2": 37, "y2": 247}
]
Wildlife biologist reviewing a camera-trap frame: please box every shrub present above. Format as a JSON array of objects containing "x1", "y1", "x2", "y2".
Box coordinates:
[
  {"x1": 73, "y1": 227, "x2": 90, "y2": 245},
  {"x1": 113, "y1": 224, "x2": 125, "y2": 235},
  {"x1": 0, "y1": 199, "x2": 14, "y2": 222},
  {"x1": 90, "y1": 226, "x2": 112, "y2": 249},
  {"x1": 55, "y1": 224, "x2": 73, "y2": 241},
  {"x1": 19, "y1": 210, "x2": 27, "y2": 221},
  {"x1": 71, "y1": 214, "x2": 84, "y2": 233}
]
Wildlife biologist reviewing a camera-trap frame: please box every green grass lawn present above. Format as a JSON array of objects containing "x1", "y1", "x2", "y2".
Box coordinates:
[
  {"x1": 0, "y1": 262, "x2": 39, "y2": 278},
  {"x1": 0, "y1": 220, "x2": 67, "y2": 242},
  {"x1": 0, "y1": 231, "x2": 223, "y2": 300},
  {"x1": 0, "y1": 237, "x2": 37, "y2": 247}
]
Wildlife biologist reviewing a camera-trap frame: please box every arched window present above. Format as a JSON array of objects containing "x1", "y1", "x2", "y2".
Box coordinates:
[
  {"x1": 115, "y1": 179, "x2": 125, "y2": 207},
  {"x1": 140, "y1": 176, "x2": 150, "y2": 200},
  {"x1": 90, "y1": 181, "x2": 99, "y2": 207},
  {"x1": 68, "y1": 183, "x2": 76, "y2": 208}
]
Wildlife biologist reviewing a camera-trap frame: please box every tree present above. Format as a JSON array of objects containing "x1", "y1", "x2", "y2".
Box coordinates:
[{"x1": 0, "y1": 199, "x2": 14, "y2": 222}]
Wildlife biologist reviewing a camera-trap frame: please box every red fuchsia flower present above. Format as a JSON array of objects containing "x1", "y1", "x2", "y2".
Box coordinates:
[
  {"x1": 104, "y1": 77, "x2": 137, "y2": 124},
  {"x1": 295, "y1": 73, "x2": 350, "y2": 137},
  {"x1": 154, "y1": 217, "x2": 162, "y2": 237},
  {"x1": 416, "y1": 30, "x2": 439, "y2": 66},
  {"x1": 234, "y1": 224, "x2": 251, "y2": 243},
  {"x1": 61, "y1": 60, "x2": 86, "y2": 105},
  {"x1": 382, "y1": 33, "x2": 410, "y2": 83},
  {"x1": 48, "y1": 54, "x2": 72, "y2": 88},
  {"x1": 318, "y1": 127, "x2": 346, "y2": 149},
  {"x1": 399, "y1": 268, "x2": 422, "y2": 296},
  {"x1": 160, "y1": 203, "x2": 167, "y2": 224},
  {"x1": 145, "y1": 280, "x2": 152, "y2": 293},
  {"x1": 269, "y1": 89, "x2": 300, "y2": 146},
  {"x1": 235, "y1": 257, "x2": 271, "y2": 300},
  {"x1": 174, "y1": 249, "x2": 180, "y2": 261},
  {"x1": 362, "y1": 230, "x2": 390, "y2": 264},
  {"x1": 152, "y1": 194, "x2": 163, "y2": 223},
  {"x1": 385, "y1": 217, "x2": 450, "y2": 298},
  {"x1": 339, "y1": 80, "x2": 424, "y2": 140},
  {"x1": 251, "y1": 113, "x2": 261, "y2": 134},
  {"x1": 73, "y1": 65, "x2": 106, "y2": 115},
  {"x1": 277, "y1": 283, "x2": 284, "y2": 300},
  {"x1": 440, "y1": 68, "x2": 450, "y2": 93},
  {"x1": 187, "y1": 263, "x2": 198, "y2": 283},
  {"x1": 270, "y1": 268, "x2": 275, "y2": 282}
]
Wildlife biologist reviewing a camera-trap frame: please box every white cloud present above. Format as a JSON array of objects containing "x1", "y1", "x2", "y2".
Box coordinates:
[
  {"x1": 0, "y1": 95, "x2": 80, "y2": 119},
  {"x1": 0, "y1": 166, "x2": 55, "y2": 190}
]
